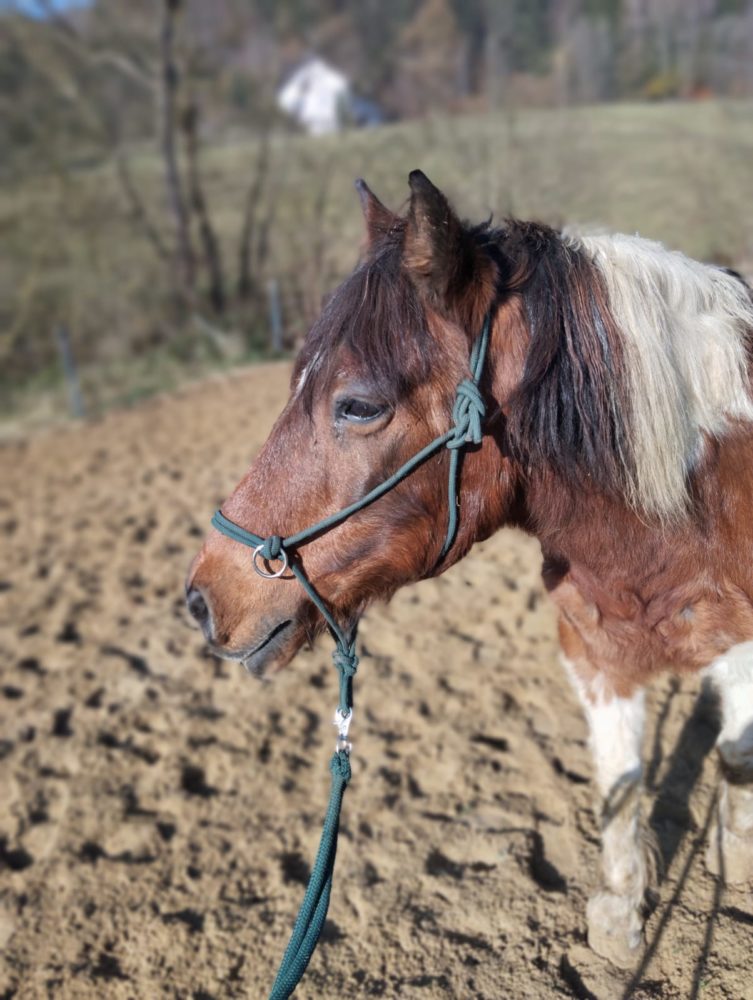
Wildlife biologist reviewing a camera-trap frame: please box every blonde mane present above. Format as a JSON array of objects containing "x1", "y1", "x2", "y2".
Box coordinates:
[{"x1": 576, "y1": 233, "x2": 753, "y2": 519}]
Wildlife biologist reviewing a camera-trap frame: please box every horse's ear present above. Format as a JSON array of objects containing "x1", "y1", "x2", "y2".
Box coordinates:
[
  {"x1": 355, "y1": 178, "x2": 395, "y2": 245},
  {"x1": 404, "y1": 170, "x2": 479, "y2": 309}
]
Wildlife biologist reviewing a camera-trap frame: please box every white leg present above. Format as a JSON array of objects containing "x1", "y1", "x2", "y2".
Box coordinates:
[
  {"x1": 563, "y1": 657, "x2": 655, "y2": 968},
  {"x1": 705, "y1": 641, "x2": 753, "y2": 885}
]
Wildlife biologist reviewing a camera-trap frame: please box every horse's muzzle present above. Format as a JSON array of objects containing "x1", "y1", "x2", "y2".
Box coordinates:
[{"x1": 186, "y1": 584, "x2": 213, "y2": 639}]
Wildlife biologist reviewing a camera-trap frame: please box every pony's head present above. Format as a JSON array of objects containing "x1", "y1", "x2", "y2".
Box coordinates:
[
  {"x1": 186, "y1": 171, "x2": 522, "y2": 675},
  {"x1": 188, "y1": 168, "x2": 721, "y2": 675}
]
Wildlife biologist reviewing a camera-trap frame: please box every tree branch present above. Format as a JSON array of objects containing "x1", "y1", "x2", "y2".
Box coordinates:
[
  {"x1": 114, "y1": 149, "x2": 171, "y2": 262},
  {"x1": 27, "y1": 0, "x2": 156, "y2": 94},
  {"x1": 237, "y1": 124, "x2": 272, "y2": 302},
  {"x1": 181, "y1": 100, "x2": 225, "y2": 314},
  {"x1": 158, "y1": 0, "x2": 196, "y2": 302}
]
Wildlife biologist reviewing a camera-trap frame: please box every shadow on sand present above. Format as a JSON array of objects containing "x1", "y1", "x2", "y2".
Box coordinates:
[{"x1": 622, "y1": 681, "x2": 721, "y2": 999}]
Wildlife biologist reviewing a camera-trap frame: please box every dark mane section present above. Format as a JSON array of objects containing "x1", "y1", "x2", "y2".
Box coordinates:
[
  {"x1": 499, "y1": 222, "x2": 634, "y2": 498},
  {"x1": 295, "y1": 226, "x2": 438, "y2": 409}
]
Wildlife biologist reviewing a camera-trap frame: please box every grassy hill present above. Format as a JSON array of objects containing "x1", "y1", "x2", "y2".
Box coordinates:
[{"x1": 2, "y1": 99, "x2": 752, "y2": 427}]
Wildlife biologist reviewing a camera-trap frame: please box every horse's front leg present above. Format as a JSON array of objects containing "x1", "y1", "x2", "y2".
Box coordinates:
[
  {"x1": 705, "y1": 641, "x2": 753, "y2": 884},
  {"x1": 559, "y1": 622, "x2": 656, "y2": 968}
]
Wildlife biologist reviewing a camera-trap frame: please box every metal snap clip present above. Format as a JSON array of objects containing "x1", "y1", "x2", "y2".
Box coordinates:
[
  {"x1": 252, "y1": 544, "x2": 289, "y2": 579},
  {"x1": 333, "y1": 708, "x2": 353, "y2": 754}
]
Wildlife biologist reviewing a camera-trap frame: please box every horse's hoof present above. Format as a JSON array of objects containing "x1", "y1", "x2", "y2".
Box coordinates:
[
  {"x1": 706, "y1": 823, "x2": 753, "y2": 885},
  {"x1": 586, "y1": 891, "x2": 644, "y2": 969}
]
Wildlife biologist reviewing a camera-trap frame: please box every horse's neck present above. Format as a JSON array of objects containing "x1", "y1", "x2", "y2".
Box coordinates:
[
  {"x1": 521, "y1": 434, "x2": 753, "y2": 622},
  {"x1": 527, "y1": 475, "x2": 670, "y2": 589}
]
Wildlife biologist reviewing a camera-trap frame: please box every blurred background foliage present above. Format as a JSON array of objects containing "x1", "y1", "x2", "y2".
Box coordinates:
[{"x1": 1, "y1": 0, "x2": 752, "y2": 425}]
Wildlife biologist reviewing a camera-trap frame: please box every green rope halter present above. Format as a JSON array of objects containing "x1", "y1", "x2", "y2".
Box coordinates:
[{"x1": 210, "y1": 310, "x2": 491, "y2": 999}]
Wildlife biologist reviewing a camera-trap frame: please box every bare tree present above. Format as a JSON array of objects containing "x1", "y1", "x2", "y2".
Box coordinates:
[
  {"x1": 5, "y1": 0, "x2": 282, "y2": 328},
  {"x1": 158, "y1": 0, "x2": 196, "y2": 303},
  {"x1": 181, "y1": 98, "x2": 225, "y2": 313},
  {"x1": 114, "y1": 149, "x2": 171, "y2": 263},
  {"x1": 237, "y1": 124, "x2": 272, "y2": 302}
]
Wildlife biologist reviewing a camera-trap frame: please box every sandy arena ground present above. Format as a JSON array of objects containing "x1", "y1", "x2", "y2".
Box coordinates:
[{"x1": 1, "y1": 363, "x2": 752, "y2": 999}]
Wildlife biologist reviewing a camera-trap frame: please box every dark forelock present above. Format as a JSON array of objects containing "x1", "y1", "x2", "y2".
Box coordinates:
[{"x1": 293, "y1": 226, "x2": 441, "y2": 409}]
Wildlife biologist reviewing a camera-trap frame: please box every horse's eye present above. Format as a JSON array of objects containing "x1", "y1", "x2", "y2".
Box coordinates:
[{"x1": 335, "y1": 398, "x2": 386, "y2": 423}]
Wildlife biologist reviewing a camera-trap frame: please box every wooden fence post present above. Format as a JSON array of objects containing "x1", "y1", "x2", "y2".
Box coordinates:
[
  {"x1": 267, "y1": 277, "x2": 284, "y2": 353},
  {"x1": 54, "y1": 325, "x2": 86, "y2": 418}
]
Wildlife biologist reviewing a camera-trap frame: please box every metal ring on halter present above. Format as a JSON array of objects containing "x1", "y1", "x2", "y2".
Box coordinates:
[{"x1": 252, "y1": 544, "x2": 289, "y2": 579}]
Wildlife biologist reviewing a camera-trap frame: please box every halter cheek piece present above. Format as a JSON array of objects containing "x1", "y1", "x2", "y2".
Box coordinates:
[{"x1": 210, "y1": 311, "x2": 491, "y2": 1000}]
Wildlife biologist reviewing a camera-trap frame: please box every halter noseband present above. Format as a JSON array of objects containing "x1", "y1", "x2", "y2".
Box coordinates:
[{"x1": 209, "y1": 310, "x2": 491, "y2": 999}]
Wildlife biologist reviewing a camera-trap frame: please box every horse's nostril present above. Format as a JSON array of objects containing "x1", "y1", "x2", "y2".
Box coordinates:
[{"x1": 186, "y1": 585, "x2": 210, "y2": 631}]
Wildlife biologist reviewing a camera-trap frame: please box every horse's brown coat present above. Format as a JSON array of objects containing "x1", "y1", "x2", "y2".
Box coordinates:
[
  {"x1": 188, "y1": 173, "x2": 753, "y2": 701},
  {"x1": 431, "y1": 294, "x2": 753, "y2": 700}
]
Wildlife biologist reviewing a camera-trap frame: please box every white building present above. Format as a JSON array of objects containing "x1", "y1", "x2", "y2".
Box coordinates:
[
  {"x1": 277, "y1": 56, "x2": 350, "y2": 135},
  {"x1": 277, "y1": 57, "x2": 350, "y2": 136}
]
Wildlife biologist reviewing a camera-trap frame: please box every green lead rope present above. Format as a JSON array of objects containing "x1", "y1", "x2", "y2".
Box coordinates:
[
  {"x1": 268, "y1": 750, "x2": 351, "y2": 1000},
  {"x1": 210, "y1": 311, "x2": 491, "y2": 999}
]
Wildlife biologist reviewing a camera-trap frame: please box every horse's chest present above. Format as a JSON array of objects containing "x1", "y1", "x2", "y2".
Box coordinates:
[{"x1": 550, "y1": 570, "x2": 753, "y2": 681}]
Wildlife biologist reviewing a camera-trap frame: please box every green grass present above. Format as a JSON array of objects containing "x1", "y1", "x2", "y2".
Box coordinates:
[
  {"x1": 0, "y1": 334, "x2": 282, "y2": 435},
  {"x1": 2, "y1": 99, "x2": 752, "y2": 429}
]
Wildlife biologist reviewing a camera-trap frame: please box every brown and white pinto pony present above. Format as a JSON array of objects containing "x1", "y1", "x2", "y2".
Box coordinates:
[{"x1": 187, "y1": 171, "x2": 753, "y2": 968}]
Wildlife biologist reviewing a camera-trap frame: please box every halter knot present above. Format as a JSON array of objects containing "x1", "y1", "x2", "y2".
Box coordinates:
[
  {"x1": 332, "y1": 646, "x2": 359, "y2": 678},
  {"x1": 260, "y1": 535, "x2": 283, "y2": 561},
  {"x1": 447, "y1": 378, "x2": 486, "y2": 449},
  {"x1": 330, "y1": 750, "x2": 352, "y2": 784}
]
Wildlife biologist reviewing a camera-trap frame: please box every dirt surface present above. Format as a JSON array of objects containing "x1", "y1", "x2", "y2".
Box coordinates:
[{"x1": 1, "y1": 363, "x2": 751, "y2": 1000}]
